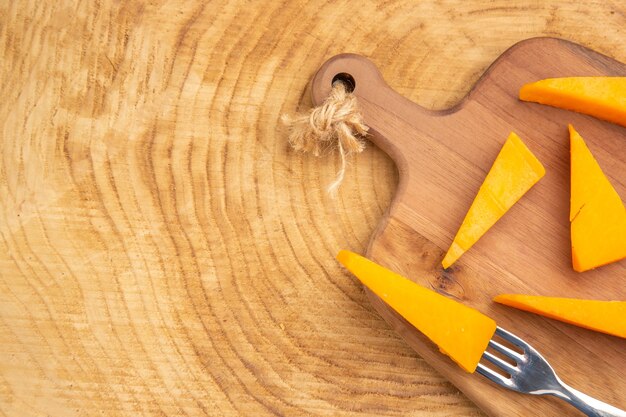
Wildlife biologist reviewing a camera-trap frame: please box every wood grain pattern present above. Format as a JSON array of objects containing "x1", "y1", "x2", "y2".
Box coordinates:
[
  {"x1": 310, "y1": 39, "x2": 626, "y2": 416},
  {"x1": 1, "y1": 1, "x2": 625, "y2": 416}
]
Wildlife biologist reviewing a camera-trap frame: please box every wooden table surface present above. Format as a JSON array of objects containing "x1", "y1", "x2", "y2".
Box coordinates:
[{"x1": 1, "y1": 1, "x2": 624, "y2": 416}]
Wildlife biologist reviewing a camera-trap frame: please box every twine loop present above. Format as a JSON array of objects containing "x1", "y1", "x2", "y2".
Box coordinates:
[{"x1": 283, "y1": 81, "x2": 368, "y2": 195}]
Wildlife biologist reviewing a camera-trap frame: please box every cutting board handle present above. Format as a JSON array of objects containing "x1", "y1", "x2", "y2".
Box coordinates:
[{"x1": 310, "y1": 53, "x2": 440, "y2": 170}]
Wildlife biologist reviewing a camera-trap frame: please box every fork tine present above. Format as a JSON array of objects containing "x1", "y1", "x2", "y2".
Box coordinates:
[
  {"x1": 482, "y1": 351, "x2": 517, "y2": 374},
  {"x1": 476, "y1": 363, "x2": 512, "y2": 387},
  {"x1": 488, "y1": 339, "x2": 524, "y2": 361},
  {"x1": 495, "y1": 326, "x2": 531, "y2": 351}
]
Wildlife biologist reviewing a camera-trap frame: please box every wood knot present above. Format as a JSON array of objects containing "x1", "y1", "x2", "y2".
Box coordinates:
[
  {"x1": 431, "y1": 267, "x2": 466, "y2": 301},
  {"x1": 282, "y1": 81, "x2": 368, "y2": 195}
]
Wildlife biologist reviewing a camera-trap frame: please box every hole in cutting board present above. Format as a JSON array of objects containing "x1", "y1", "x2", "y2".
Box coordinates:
[{"x1": 332, "y1": 72, "x2": 355, "y2": 92}]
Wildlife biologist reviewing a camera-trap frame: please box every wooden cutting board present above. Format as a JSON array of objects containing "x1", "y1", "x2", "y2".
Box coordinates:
[{"x1": 310, "y1": 37, "x2": 626, "y2": 416}]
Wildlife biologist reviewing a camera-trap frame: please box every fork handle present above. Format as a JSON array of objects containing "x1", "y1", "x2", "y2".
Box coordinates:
[{"x1": 553, "y1": 382, "x2": 626, "y2": 417}]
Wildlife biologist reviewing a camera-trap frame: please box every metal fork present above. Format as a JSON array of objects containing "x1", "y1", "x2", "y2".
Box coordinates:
[{"x1": 477, "y1": 327, "x2": 626, "y2": 417}]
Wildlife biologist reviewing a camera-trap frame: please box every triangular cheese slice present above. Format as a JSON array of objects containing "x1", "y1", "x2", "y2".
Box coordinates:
[
  {"x1": 494, "y1": 294, "x2": 626, "y2": 338},
  {"x1": 569, "y1": 125, "x2": 626, "y2": 272},
  {"x1": 520, "y1": 77, "x2": 626, "y2": 128},
  {"x1": 338, "y1": 250, "x2": 496, "y2": 373},
  {"x1": 442, "y1": 133, "x2": 545, "y2": 268}
]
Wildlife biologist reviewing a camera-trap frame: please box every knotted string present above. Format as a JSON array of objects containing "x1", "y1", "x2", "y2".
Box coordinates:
[{"x1": 282, "y1": 81, "x2": 368, "y2": 195}]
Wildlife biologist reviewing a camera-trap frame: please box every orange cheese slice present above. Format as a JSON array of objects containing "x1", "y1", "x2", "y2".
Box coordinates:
[
  {"x1": 494, "y1": 294, "x2": 626, "y2": 339},
  {"x1": 520, "y1": 77, "x2": 626, "y2": 127},
  {"x1": 337, "y1": 250, "x2": 496, "y2": 373},
  {"x1": 442, "y1": 133, "x2": 545, "y2": 268},
  {"x1": 569, "y1": 125, "x2": 626, "y2": 272}
]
